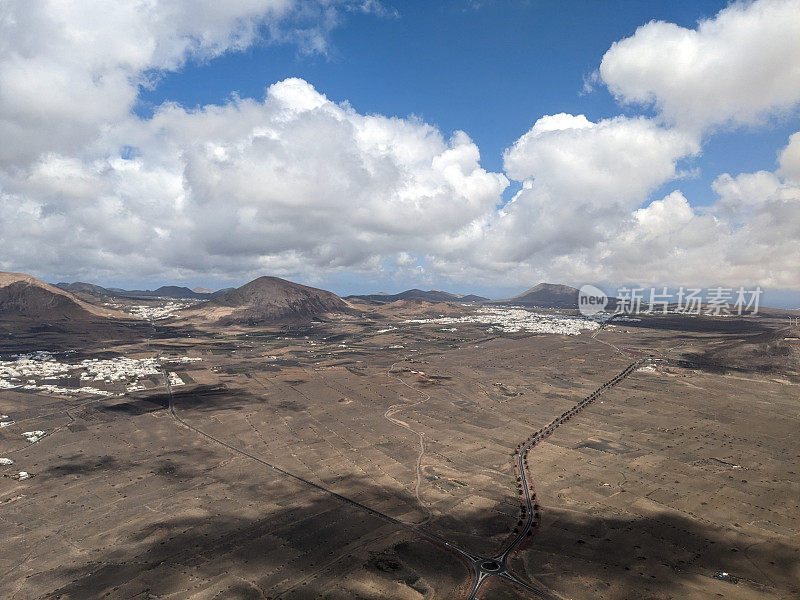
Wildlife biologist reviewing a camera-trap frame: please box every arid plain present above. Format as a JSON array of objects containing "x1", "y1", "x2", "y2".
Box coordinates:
[{"x1": 0, "y1": 285, "x2": 798, "y2": 599}]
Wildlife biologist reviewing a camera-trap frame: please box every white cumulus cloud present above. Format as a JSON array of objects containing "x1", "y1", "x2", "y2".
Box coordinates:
[
  {"x1": 0, "y1": 78, "x2": 508, "y2": 282},
  {"x1": 503, "y1": 114, "x2": 699, "y2": 205},
  {"x1": 0, "y1": 0, "x2": 388, "y2": 166},
  {"x1": 599, "y1": 0, "x2": 800, "y2": 132},
  {"x1": 0, "y1": 0, "x2": 798, "y2": 297}
]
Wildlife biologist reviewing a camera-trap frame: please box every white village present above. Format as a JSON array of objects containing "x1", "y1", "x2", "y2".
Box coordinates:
[
  {"x1": 405, "y1": 306, "x2": 603, "y2": 335},
  {"x1": 0, "y1": 352, "x2": 201, "y2": 397}
]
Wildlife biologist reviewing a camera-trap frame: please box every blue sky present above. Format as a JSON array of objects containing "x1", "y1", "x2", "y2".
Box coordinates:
[
  {"x1": 138, "y1": 0, "x2": 793, "y2": 208},
  {"x1": 2, "y1": 0, "x2": 799, "y2": 304}
]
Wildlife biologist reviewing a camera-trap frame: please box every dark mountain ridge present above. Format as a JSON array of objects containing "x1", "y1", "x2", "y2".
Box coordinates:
[
  {"x1": 188, "y1": 276, "x2": 352, "y2": 324},
  {"x1": 494, "y1": 283, "x2": 581, "y2": 308},
  {"x1": 348, "y1": 288, "x2": 487, "y2": 304},
  {"x1": 1, "y1": 272, "x2": 114, "y2": 319},
  {"x1": 56, "y1": 282, "x2": 233, "y2": 300}
]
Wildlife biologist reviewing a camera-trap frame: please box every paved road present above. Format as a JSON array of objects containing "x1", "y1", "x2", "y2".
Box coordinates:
[
  {"x1": 163, "y1": 357, "x2": 644, "y2": 599},
  {"x1": 459, "y1": 358, "x2": 645, "y2": 599}
]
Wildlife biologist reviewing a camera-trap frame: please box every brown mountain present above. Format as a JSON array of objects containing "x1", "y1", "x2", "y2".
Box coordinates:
[
  {"x1": 186, "y1": 276, "x2": 351, "y2": 324},
  {"x1": 500, "y1": 283, "x2": 581, "y2": 308},
  {"x1": 0, "y1": 272, "x2": 116, "y2": 320},
  {"x1": 56, "y1": 281, "x2": 234, "y2": 300},
  {"x1": 0, "y1": 272, "x2": 144, "y2": 351},
  {"x1": 348, "y1": 289, "x2": 487, "y2": 304},
  {"x1": 54, "y1": 281, "x2": 112, "y2": 297},
  {"x1": 375, "y1": 297, "x2": 473, "y2": 318}
]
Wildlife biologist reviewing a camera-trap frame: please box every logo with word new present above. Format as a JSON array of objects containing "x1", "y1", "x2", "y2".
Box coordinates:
[{"x1": 578, "y1": 285, "x2": 608, "y2": 316}]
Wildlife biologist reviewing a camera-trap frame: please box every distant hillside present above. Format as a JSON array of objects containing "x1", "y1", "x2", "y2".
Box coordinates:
[
  {"x1": 0, "y1": 272, "x2": 146, "y2": 352},
  {"x1": 209, "y1": 287, "x2": 236, "y2": 298},
  {"x1": 185, "y1": 276, "x2": 351, "y2": 324},
  {"x1": 55, "y1": 281, "x2": 112, "y2": 297},
  {"x1": 497, "y1": 283, "x2": 581, "y2": 308},
  {"x1": 1, "y1": 272, "x2": 118, "y2": 321},
  {"x1": 125, "y1": 285, "x2": 209, "y2": 299},
  {"x1": 459, "y1": 294, "x2": 489, "y2": 303},
  {"x1": 376, "y1": 297, "x2": 474, "y2": 318},
  {"x1": 56, "y1": 282, "x2": 233, "y2": 300},
  {"x1": 348, "y1": 289, "x2": 487, "y2": 304}
]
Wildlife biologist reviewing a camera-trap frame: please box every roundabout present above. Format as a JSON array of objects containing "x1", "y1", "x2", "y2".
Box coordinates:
[{"x1": 480, "y1": 559, "x2": 502, "y2": 572}]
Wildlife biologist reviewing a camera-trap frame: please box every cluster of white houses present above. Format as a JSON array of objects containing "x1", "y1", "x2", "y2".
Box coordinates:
[
  {"x1": 0, "y1": 352, "x2": 200, "y2": 396},
  {"x1": 405, "y1": 307, "x2": 602, "y2": 335},
  {"x1": 123, "y1": 300, "x2": 197, "y2": 320}
]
